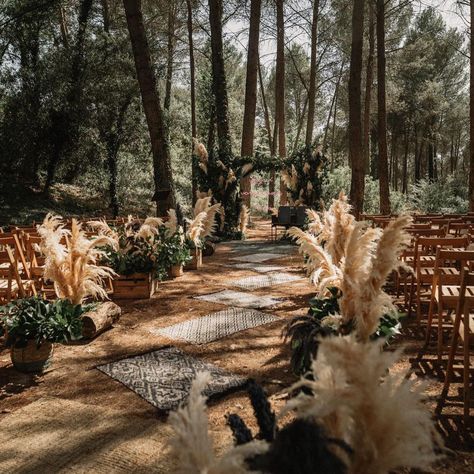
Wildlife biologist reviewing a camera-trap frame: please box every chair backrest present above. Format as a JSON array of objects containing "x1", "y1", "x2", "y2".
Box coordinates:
[
  {"x1": 0, "y1": 235, "x2": 28, "y2": 298},
  {"x1": 434, "y1": 248, "x2": 474, "y2": 286},
  {"x1": 295, "y1": 206, "x2": 308, "y2": 226},
  {"x1": 278, "y1": 206, "x2": 291, "y2": 225}
]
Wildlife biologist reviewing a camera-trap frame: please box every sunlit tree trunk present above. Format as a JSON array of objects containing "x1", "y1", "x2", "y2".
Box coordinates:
[
  {"x1": 363, "y1": 4, "x2": 374, "y2": 173},
  {"x1": 123, "y1": 0, "x2": 176, "y2": 214},
  {"x1": 376, "y1": 0, "x2": 390, "y2": 214},
  {"x1": 275, "y1": 0, "x2": 287, "y2": 204},
  {"x1": 469, "y1": 0, "x2": 474, "y2": 210},
  {"x1": 241, "y1": 0, "x2": 262, "y2": 207},
  {"x1": 305, "y1": 0, "x2": 320, "y2": 146},
  {"x1": 209, "y1": 0, "x2": 232, "y2": 156},
  {"x1": 348, "y1": 0, "x2": 365, "y2": 217},
  {"x1": 186, "y1": 0, "x2": 198, "y2": 204},
  {"x1": 164, "y1": 1, "x2": 176, "y2": 113}
]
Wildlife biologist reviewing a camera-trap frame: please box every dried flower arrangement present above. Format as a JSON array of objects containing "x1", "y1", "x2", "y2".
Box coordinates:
[
  {"x1": 280, "y1": 145, "x2": 325, "y2": 208},
  {"x1": 194, "y1": 140, "x2": 250, "y2": 238},
  {"x1": 38, "y1": 214, "x2": 117, "y2": 305},
  {"x1": 286, "y1": 195, "x2": 411, "y2": 374},
  {"x1": 89, "y1": 216, "x2": 169, "y2": 279},
  {"x1": 169, "y1": 345, "x2": 441, "y2": 474}
]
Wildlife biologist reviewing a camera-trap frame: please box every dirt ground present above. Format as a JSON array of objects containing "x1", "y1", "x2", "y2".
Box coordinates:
[{"x1": 0, "y1": 219, "x2": 472, "y2": 473}]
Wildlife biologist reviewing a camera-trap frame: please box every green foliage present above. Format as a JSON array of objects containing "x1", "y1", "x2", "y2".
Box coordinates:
[
  {"x1": 102, "y1": 226, "x2": 164, "y2": 278},
  {"x1": 0, "y1": 297, "x2": 86, "y2": 348},
  {"x1": 159, "y1": 231, "x2": 192, "y2": 268},
  {"x1": 285, "y1": 287, "x2": 404, "y2": 375}
]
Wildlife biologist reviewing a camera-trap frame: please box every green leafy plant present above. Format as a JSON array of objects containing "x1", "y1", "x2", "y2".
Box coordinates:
[
  {"x1": 0, "y1": 297, "x2": 86, "y2": 348},
  {"x1": 159, "y1": 231, "x2": 192, "y2": 268},
  {"x1": 285, "y1": 288, "x2": 404, "y2": 375}
]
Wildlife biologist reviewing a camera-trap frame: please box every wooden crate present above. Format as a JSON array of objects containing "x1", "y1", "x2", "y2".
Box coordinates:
[
  {"x1": 185, "y1": 248, "x2": 202, "y2": 271},
  {"x1": 112, "y1": 273, "x2": 157, "y2": 299}
]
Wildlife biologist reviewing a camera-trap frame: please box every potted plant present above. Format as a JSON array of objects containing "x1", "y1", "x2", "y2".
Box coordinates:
[
  {"x1": 159, "y1": 229, "x2": 191, "y2": 278},
  {"x1": 92, "y1": 217, "x2": 168, "y2": 299},
  {"x1": 0, "y1": 297, "x2": 84, "y2": 373}
]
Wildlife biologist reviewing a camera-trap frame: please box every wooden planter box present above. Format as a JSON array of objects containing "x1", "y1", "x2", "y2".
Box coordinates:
[
  {"x1": 112, "y1": 273, "x2": 157, "y2": 299},
  {"x1": 185, "y1": 248, "x2": 202, "y2": 270}
]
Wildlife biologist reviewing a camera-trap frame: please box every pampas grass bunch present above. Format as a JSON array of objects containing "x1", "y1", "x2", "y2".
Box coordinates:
[
  {"x1": 238, "y1": 205, "x2": 250, "y2": 236},
  {"x1": 38, "y1": 214, "x2": 117, "y2": 305},
  {"x1": 285, "y1": 336, "x2": 442, "y2": 474}
]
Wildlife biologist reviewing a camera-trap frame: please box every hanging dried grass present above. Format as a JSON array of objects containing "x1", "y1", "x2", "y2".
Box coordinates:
[
  {"x1": 285, "y1": 335, "x2": 442, "y2": 474},
  {"x1": 193, "y1": 139, "x2": 208, "y2": 163},
  {"x1": 38, "y1": 214, "x2": 117, "y2": 305},
  {"x1": 165, "y1": 209, "x2": 178, "y2": 237}
]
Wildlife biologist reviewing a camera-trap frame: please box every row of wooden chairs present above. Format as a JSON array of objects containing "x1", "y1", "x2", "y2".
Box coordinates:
[{"x1": 391, "y1": 225, "x2": 473, "y2": 424}]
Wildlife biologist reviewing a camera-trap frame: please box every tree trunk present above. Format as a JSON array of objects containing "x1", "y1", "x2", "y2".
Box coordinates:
[
  {"x1": 363, "y1": 4, "x2": 374, "y2": 173},
  {"x1": 470, "y1": 0, "x2": 474, "y2": 210},
  {"x1": 348, "y1": 0, "x2": 365, "y2": 217},
  {"x1": 164, "y1": 1, "x2": 176, "y2": 113},
  {"x1": 402, "y1": 128, "x2": 408, "y2": 194},
  {"x1": 186, "y1": 0, "x2": 198, "y2": 204},
  {"x1": 240, "y1": 0, "x2": 262, "y2": 207},
  {"x1": 123, "y1": 0, "x2": 176, "y2": 214},
  {"x1": 376, "y1": 0, "x2": 390, "y2": 214},
  {"x1": 305, "y1": 0, "x2": 320, "y2": 146},
  {"x1": 275, "y1": 0, "x2": 287, "y2": 204},
  {"x1": 209, "y1": 0, "x2": 232, "y2": 156},
  {"x1": 44, "y1": 0, "x2": 93, "y2": 194}
]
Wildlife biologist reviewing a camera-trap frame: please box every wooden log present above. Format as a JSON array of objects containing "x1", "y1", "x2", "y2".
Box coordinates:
[{"x1": 81, "y1": 302, "x2": 121, "y2": 339}]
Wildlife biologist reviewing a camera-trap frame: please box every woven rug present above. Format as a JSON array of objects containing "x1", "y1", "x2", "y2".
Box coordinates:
[
  {"x1": 231, "y1": 252, "x2": 283, "y2": 263},
  {"x1": 97, "y1": 347, "x2": 246, "y2": 411},
  {"x1": 151, "y1": 307, "x2": 280, "y2": 344},
  {"x1": 231, "y1": 263, "x2": 286, "y2": 273},
  {"x1": 230, "y1": 272, "x2": 304, "y2": 290},
  {"x1": 194, "y1": 289, "x2": 281, "y2": 309}
]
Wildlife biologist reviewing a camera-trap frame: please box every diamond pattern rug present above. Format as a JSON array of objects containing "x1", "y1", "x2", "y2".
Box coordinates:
[
  {"x1": 230, "y1": 272, "x2": 304, "y2": 290},
  {"x1": 231, "y1": 252, "x2": 284, "y2": 263},
  {"x1": 150, "y1": 307, "x2": 280, "y2": 344},
  {"x1": 231, "y1": 263, "x2": 286, "y2": 273},
  {"x1": 194, "y1": 289, "x2": 281, "y2": 309},
  {"x1": 97, "y1": 347, "x2": 246, "y2": 411}
]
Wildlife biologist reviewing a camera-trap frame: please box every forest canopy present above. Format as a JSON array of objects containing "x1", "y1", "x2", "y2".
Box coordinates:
[{"x1": 0, "y1": 0, "x2": 470, "y2": 224}]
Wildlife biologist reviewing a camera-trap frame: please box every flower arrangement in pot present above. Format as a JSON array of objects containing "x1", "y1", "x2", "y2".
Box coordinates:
[
  {"x1": 158, "y1": 226, "x2": 191, "y2": 278},
  {"x1": 285, "y1": 194, "x2": 410, "y2": 375},
  {"x1": 0, "y1": 213, "x2": 116, "y2": 372},
  {"x1": 184, "y1": 197, "x2": 222, "y2": 269},
  {"x1": 0, "y1": 297, "x2": 85, "y2": 373},
  {"x1": 89, "y1": 216, "x2": 171, "y2": 298}
]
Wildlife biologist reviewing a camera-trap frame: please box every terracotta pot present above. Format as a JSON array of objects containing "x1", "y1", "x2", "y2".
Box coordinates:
[
  {"x1": 169, "y1": 264, "x2": 184, "y2": 278},
  {"x1": 11, "y1": 340, "x2": 53, "y2": 373}
]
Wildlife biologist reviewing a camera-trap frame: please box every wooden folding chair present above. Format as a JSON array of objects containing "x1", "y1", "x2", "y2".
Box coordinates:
[
  {"x1": 426, "y1": 248, "x2": 474, "y2": 359},
  {"x1": 407, "y1": 236, "x2": 468, "y2": 321},
  {"x1": 0, "y1": 235, "x2": 36, "y2": 302},
  {"x1": 439, "y1": 267, "x2": 473, "y2": 425}
]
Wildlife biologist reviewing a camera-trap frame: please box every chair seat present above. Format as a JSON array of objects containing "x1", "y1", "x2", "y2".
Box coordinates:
[
  {"x1": 0, "y1": 279, "x2": 18, "y2": 291},
  {"x1": 436, "y1": 285, "x2": 474, "y2": 302},
  {"x1": 420, "y1": 267, "x2": 459, "y2": 277}
]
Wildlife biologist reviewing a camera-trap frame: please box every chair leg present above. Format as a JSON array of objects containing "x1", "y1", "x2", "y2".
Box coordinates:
[
  {"x1": 407, "y1": 273, "x2": 416, "y2": 318},
  {"x1": 441, "y1": 316, "x2": 461, "y2": 397},
  {"x1": 437, "y1": 299, "x2": 444, "y2": 360},
  {"x1": 425, "y1": 294, "x2": 436, "y2": 347},
  {"x1": 463, "y1": 311, "x2": 471, "y2": 426}
]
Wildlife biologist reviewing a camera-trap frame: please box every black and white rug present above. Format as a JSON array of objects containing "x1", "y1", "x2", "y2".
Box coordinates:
[
  {"x1": 150, "y1": 307, "x2": 280, "y2": 344},
  {"x1": 194, "y1": 289, "x2": 281, "y2": 309},
  {"x1": 97, "y1": 347, "x2": 247, "y2": 411},
  {"x1": 230, "y1": 272, "x2": 304, "y2": 290},
  {"x1": 231, "y1": 252, "x2": 283, "y2": 263},
  {"x1": 231, "y1": 263, "x2": 287, "y2": 273}
]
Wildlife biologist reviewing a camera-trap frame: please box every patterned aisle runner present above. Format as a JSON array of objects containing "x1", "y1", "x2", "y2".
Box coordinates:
[
  {"x1": 150, "y1": 307, "x2": 280, "y2": 344},
  {"x1": 229, "y1": 272, "x2": 304, "y2": 290},
  {"x1": 194, "y1": 289, "x2": 281, "y2": 309},
  {"x1": 97, "y1": 347, "x2": 246, "y2": 411},
  {"x1": 230, "y1": 252, "x2": 284, "y2": 263}
]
